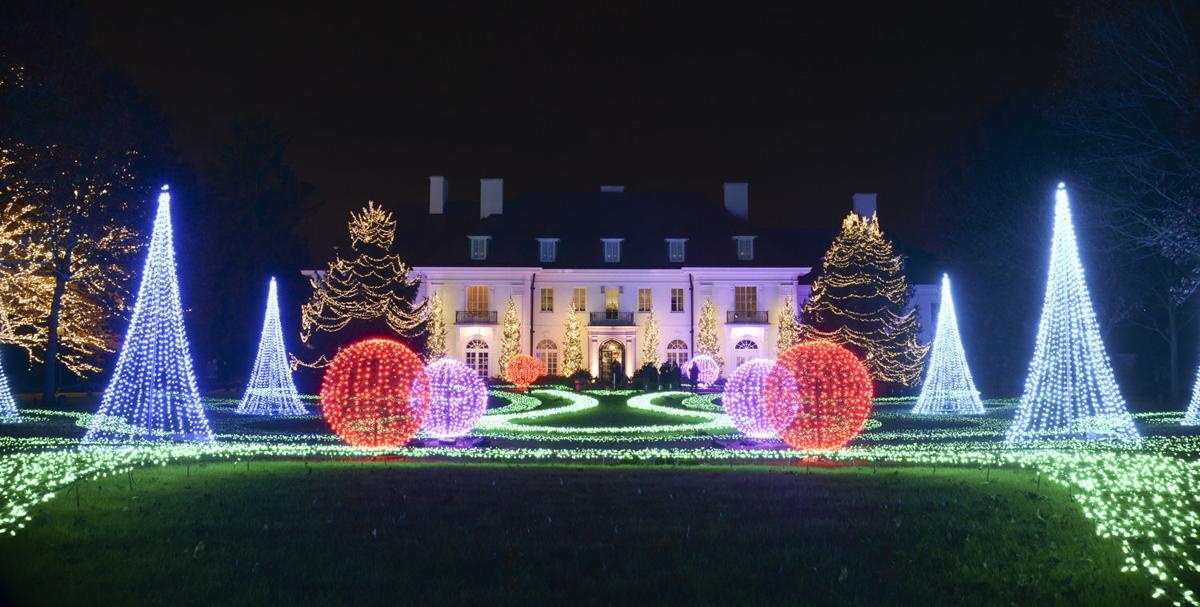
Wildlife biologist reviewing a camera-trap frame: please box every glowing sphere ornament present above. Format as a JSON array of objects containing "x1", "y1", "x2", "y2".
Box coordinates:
[
  {"x1": 505, "y1": 354, "x2": 543, "y2": 390},
  {"x1": 423, "y1": 359, "x2": 488, "y2": 439},
  {"x1": 320, "y1": 338, "x2": 431, "y2": 447},
  {"x1": 684, "y1": 355, "x2": 720, "y2": 387},
  {"x1": 763, "y1": 341, "x2": 873, "y2": 451},
  {"x1": 722, "y1": 359, "x2": 779, "y2": 438}
]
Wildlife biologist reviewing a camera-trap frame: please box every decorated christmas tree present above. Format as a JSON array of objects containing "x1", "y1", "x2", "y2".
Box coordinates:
[
  {"x1": 776, "y1": 294, "x2": 800, "y2": 354},
  {"x1": 912, "y1": 274, "x2": 984, "y2": 415},
  {"x1": 561, "y1": 310, "x2": 584, "y2": 376},
  {"x1": 1183, "y1": 365, "x2": 1200, "y2": 426},
  {"x1": 424, "y1": 290, "x2": 447, "y2": 361},
  {"x1": 697, "y1": 298, "x2": 722, "y2": 372},
  {"x1": 641, "y1": 306, "x2": 660, "y2": 365},
  {"x1": 498, "y1": 296, "x2": 521, "y2": 374},
  {"x1": 84, "y1": 186, "x2": 213, "y2": 442},
  {"x1": 801, "y1": 211, "x2": 927, "y2": 386},
  {"x1": 1007, "y1": 184, "x2": 1138, "y2": 442},
  {"x1": 236, "y1": 278, "x2": 306, "y2": 416},
  {"x1": 297, "y1": 201, "x2": 425, "y2": 368}
]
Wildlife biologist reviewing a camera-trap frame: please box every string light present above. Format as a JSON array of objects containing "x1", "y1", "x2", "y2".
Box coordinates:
[
  {"x1": 498, "y1": 296, "x2": 522, "y2": 374},
  {"x1": 764, "y1": 340, "x2": 873, "y2": 451},
  {"x1": 0, "y1": 345, "x2": 18, "y2": 422},
  {"x1": 640, "y1": 306, "x2": 660, "y2": 365},
  {"x1": 696, "y1": 299, "x2": 723, "y2": 373},
  {"x1": 560, "y1": 310, "x2": 584, "y2": 377},
  {"x1": 721, "y1": 359, "x2": 778, "y2": 438},
  {"x1": 683, "y1": 354, "x2": 720, "y2": 387},
  {"x1": 84, "y1": 186, "x2": 213, "y2": 443},
  {"x1": 800, "y1": 211, "x2": 928, "y2": 386},
  {"x1": 912, "y1": 274, "x2": 984, "y2": 415},
  {"x1": 1007, "y1": 184, "x2": 1139, "y2": 442},
  {"x1": 505, "y1": 354, "x2": 543, "y2": 390},
  {"x1": 423, "y1": 290, "x2": 447, "y2": 361},
  {"x1": 423, "y1": 359, "x2": 487, "y2": 439},
  {"x1": 236, "y1": 278, "x2": 307, "y2": 416},
  {"x1": 776, "y1": 294, "x2": 800, "y2": 353},
  {"x1": 1181, "y1": 364, "x2": 1200, "y2": 426},
  {"x1": 320, "y1": 338, "x2": 430, "y2": 447}
]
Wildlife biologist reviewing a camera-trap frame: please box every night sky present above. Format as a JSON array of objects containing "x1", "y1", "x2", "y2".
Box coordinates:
[{"x1": 85, "y1": 2, "x2": 1067, "y2": 259}]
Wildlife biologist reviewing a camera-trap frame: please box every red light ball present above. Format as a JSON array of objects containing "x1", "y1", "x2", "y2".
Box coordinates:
[
  {"x1": 763, "y1": 340, "x2": 873, "y2": 451},
  {"x1": 320, "y1": 338, "x2": 431, "y2": 447},
  {"x1": 505, "y1": 354, "x2": 543, "y2": 390}
]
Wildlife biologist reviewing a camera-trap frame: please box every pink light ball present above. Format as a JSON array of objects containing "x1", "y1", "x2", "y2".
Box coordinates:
[
  {"x1": 722, "y1": 359, "x2": 783, "y2": 439},
  {"x1": 423, "y1": 358, "x2": 489, "y2": 439}
]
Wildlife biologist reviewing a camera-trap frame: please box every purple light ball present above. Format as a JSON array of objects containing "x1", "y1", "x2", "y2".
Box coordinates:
[
  {"x1": 722, "y1": 359, "x2": 781, "y2": 438},
  {"x1": 423, "y1": 359, "x2": 488, "y2": 439},
  {"x1": 684, "y1": 355, "x2": 720, "y2": 386}
]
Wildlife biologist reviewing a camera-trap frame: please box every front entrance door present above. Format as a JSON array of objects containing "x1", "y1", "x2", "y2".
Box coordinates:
[{"x1": 600, "y1": 339, "x2": 625, "y2": 383}]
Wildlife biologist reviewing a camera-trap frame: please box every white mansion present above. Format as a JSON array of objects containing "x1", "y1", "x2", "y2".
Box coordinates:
[{"x1": 401, "y1": 178, "x2": 937, "y2": 380}]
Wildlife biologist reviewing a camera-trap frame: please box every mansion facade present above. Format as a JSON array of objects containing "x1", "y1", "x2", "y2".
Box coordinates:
[{"x1": 398, "y1": 178, "x2": 939, "y2": 380}]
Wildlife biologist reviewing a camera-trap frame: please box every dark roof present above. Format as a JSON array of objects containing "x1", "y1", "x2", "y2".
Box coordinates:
[{"x1": 398, "y1": 189, "x2": 835, "y2": 269}]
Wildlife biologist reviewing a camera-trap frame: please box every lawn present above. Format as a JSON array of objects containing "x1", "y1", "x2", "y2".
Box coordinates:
[{"x1": 0, "y1": 460, "x2": 1151, "y2": 606}]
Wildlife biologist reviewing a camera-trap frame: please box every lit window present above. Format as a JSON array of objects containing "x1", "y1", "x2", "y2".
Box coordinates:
[
  {"x1": 465, "y1": 338, "x2": 489, "y2": 377},
  {"x1": 468, "y1": 236, "x2": 490, "y2": 260},
  {"x1": 535, "y1": 340, "x2": 559, "y2": 375},
  {"x1": 638, "y1": 288, "x2": 652, "y2": 312},
  {"x1": 733, "y1": 235, "x2": 755, "y2": 261},
  {"x1": 670, "y1": 288, "x2": 685, "y2": 313},
  {"x1": 572, "y1": 288, "x2": 587, "y2": 312},
  {"x1": 602, "y1": 239, "x2": 623, "y2": 263},
  {"x1": 734, "y1": 286, "x2": 758, "y2": 313},
  {"x1": 605, "y1": 287, "x2": 619, "y2": 312},
  {"x1": 540, "y1": 288, "x2": 554, "y2": 312},
  {"x1": 538, "y1": 238, "x2": 558, "y2": 263},
  {"x1": 666, "y1": 239, "x2": 687, "y2": 263},
  {"x1": 466, "y1": 286, "x2": 489, "y2": 312}
]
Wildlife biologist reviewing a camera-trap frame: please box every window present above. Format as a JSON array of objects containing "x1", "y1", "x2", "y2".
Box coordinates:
[
  {"x1": 465, "y1": 338, "x2": 489, "y2": 377},
  {"x1": 666, "y1": 340, "x2": 689, "y2": 366},
  {"x1": 468, "y1": 236, "x2": 490, "y2": 260},
  {"x1": 538, "y1": 238, "x2": 558, "y2": 263},
  {"x1": 670, "y1": 288, "x2": 685, "y2": 313},
  {"x1": 734, "y1": 286, "x2": 758, "y2": 313},
  {"x1": 535, "y1": 340, "x2": 559, "y2": 376},
  {"x1": 666, "y1": 239, "x2": 687, "y2": 263},
  {"x1": 733, "y1": 338, "x2": 760, "y2": 368},
  {"x1": 466, "y1": 286, "x2": 489, "y2": 312},
  {"x1": 605, "y1": 287, "x2": 619, "y2": 312},
  {"x1": 638, "y1": 288, "x2": 652, "y2": 312},
  {"x1": 540, "y1": 288, "x2": 554, "y2": 312},
  {"x1": 733, "y1": 235, "x2": 756, "y2": 261},
  {"x1": 572, "y1": 288, "x2": 587, "y2": 312},
  {"x1": 602, "y1": 239, "x2": 622, "y2": 263}
]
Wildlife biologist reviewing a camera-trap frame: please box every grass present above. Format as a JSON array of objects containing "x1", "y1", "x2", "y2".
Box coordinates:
[
  {"x1": 513, "y1": 392, "x2": 705, "y2": 429},
  {"x1": 0, "y1": 460, "x2": 1151, "y2": 606}
]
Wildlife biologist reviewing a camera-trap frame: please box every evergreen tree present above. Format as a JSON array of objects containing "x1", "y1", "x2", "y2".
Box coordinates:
[
  {"x1": 776, "y1": 294, "x2": 800, "y2": 354},
  {"x1": 499, "y1": 296, "x2": 521, "y2": 374},
  {"x1": 697, "y1": 298, "x2": 722, "y2": 372},
  {"x1": 561, "y1": 310, "x2": 584, "y2": 376},
  {"x1": 297, "y1": 201, "x2": 425, "y2": 368},
  {"x1": 84, "y1": 187, "x2": 213, "y2": 442},
  {"x1": 424, "y1": 290, "x2": 447, "y2": 361},
  {"x1": 641, "y1": 306, "x2": 660, "y2": 365},
  {"x1": 801, "y1": 212, "x2": 927, "y2": 386}
]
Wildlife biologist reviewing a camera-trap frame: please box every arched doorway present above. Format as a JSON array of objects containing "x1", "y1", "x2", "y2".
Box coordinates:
[
  {"x1": 734, "y1": 338, "x2": 760, "y2": 369},
  {"x1": 599, "y1": 339, "x2": 625, "y2": 382},
  {"x1": 465, "y1": 337, "x2": 489, "y2": 377}
]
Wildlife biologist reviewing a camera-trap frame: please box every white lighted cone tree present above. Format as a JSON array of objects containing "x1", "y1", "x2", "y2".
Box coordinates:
[
  {"x1": 1007, "y1": 183, "x2": 1138, "y2": 442},
  {"x1": 0, "y1": 348, "x2": 18, "y2": 422},
  {"x1": 912, "y1": 274, "x2": 984, "y2": 415},
  {"x1": 1182, "y1": 365, "x2": 1200, "y2": 426},
  {"x1": 236, "y1": 278, "x2": 306, "y2": 416},
  {"x1": 85, "y1": 186, "x2": 214, "y2": 442}
]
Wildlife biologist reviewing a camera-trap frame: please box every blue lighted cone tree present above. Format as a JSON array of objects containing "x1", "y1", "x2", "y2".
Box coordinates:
[
  {"x1": 912, "y1": 274, "x2": 984, "y2": 415},
  {"x1": 1182, "y1": 365, "x2": 1200, "y2": 426},
  {"x1": 0, "y1": 348, "x2": 18, "y2": 422},
  {"x1": 1007, "y1": 183, "x2": 1138, "y2": 442},
  {"x1": 236, "y1": 277, "x2": 306, "y2": 416},
  {"x1": 84, "y1": 186, "x2": 214, "y2": 443}
]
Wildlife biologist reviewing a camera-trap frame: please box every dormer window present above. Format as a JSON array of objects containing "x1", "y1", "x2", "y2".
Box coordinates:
[
  {"x1": 733, "y1": 235, "x2": 756, "y2": 261},
  {"x1": 468, "y1": 235, "x2": 491, "y2": 261},
  {"x1": 601, "y1": 238, "x2": 623, "y2": 263},
  {"x1": 666, "y1": 238, "x2": 687, "y2": 263},
  {"x1": 537, "y1": 238, "x2": 559, "y2": 263}
]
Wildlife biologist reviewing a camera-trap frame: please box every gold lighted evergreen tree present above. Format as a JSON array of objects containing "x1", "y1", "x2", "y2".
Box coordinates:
[
  {"x1": 801, "y1": 212, "x2": 927, "y2": 386},
  {"x1": 776, "y1": 294, "x2": 800, "y2": 353},
  {"x1": 423, "y1": 290, "x2": 447, "y2": 361},
  {"x1": 498, "y1": 296, "x2": 521, "y2": 374},
  {"x1": 697, "y1": 298, "x2": 722, "y2": 371},
  {"x1": 561, "y1": 310, "x2": 584, "y2": 376},
  {"x1": 640, "y1": 306, "x2": 660, "y2": 365}
]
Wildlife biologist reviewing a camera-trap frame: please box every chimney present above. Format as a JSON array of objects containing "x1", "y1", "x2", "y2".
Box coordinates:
[
  {"x1": 480, "y1": 178, "x2": 503, "y2": 218},
  {"x1": 852, "y1": 193, "x2": 877, "y2": 217},
  {"x1": 723, "y1": 182, "x2": 749, "y2": 220},
  {"x1": 429, "y1": 176, "x2": 447, "y2": 214},
  {"x1": 600, "y1": 185, "x2": 624, "y2": 193}
]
